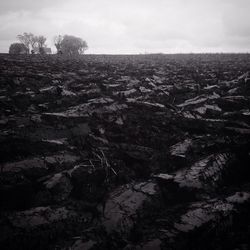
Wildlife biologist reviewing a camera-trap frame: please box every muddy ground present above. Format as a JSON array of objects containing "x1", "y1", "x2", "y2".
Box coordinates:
[{"x1": 1, "y1": 53, "x2": 250, "y2": 250}]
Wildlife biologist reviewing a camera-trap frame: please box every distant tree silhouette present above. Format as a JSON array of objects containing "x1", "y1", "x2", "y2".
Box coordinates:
[
  {"x1": 9, "y1": 43, "x2": 29, "y2": 54},
  {"x1": 60, "y1": 35, "x2": 88, "y2": 55},
  {"x1": 35, "y1": 35, "x2": 47, "y2": 54},
  {"x1": 17, "y1": 33, "x2": 48, "y2": 54},
  {"x1": 54, "y1": 35, "x2": 63, "y2": 54},
  {"x1": 30, "y1": 35, "x2": 38, "y2": 51},
  {"x1": 36, "y1": 36, "x2": 46, "y2": 49},
  {"x1": 17, "y1": 32, "x2": 35, "y2": 53}
]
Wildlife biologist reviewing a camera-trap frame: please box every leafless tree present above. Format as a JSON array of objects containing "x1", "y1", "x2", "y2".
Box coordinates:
[
  {"x1": 17, "y1": 33, "x2": 48, "y2": 54},
  {"x1": 30, "y1": 36, "x2": 38, "y2": 50},
  {"x1": 17, "y1": 32, "x2": 35, "y2": 53},
  {"x1": 54, "y1": 35, "x2": 63, "y2": 53},
  {"x1": 35, "y1": 35, "x2": 47, "y2": 54},
  {"x1": 36, "y1": 35, "x2": 47, "y2": 49}
]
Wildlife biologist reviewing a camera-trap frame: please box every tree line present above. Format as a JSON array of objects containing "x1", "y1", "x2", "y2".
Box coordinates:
[{"x1": 9, "y1": 33, "x2": 88, "y2": 55}]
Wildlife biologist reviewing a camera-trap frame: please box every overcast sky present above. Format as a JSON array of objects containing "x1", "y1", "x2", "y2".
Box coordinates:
[{"x1": 0, "y1": 0, "x2": 249, "y2": 54}]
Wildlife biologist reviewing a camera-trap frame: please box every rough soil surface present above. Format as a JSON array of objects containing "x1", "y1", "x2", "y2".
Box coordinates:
[{"x1": 1, "y1": 54, "x2": 250, "y2": 250}]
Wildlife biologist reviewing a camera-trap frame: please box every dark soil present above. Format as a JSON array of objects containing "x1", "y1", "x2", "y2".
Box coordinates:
[{"x1": 1, "y1": 53, "x2": 250, "y2": 250}]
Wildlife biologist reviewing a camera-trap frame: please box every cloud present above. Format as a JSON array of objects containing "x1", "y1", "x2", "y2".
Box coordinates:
[
  {"x1": 0, "y1": 0, "x2": 62, "y2": 13},
  {"x1": 222, "y1": 1, "x2": 250, "y2": 38},
  {"x1": 0, "y1": 0, "x2": 250, "y2": 53}
]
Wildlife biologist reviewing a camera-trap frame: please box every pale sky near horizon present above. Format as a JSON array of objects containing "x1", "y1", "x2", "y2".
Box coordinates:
[{"x1": 0, "y1": 0, "x2": 249, "y2": 54}]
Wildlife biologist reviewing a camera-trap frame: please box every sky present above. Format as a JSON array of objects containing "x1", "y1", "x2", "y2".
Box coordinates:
[{"x1": 0, "y1": 0, "x2": 250, "y2": 54}]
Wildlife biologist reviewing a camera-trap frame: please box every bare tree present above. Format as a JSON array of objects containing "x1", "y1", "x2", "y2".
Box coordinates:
[
  {"x1": 35, "y1": 35, "x2": 47, "y2": 54},
  {"x1": 17, "y1": 33, "x2": 48, "y2": 54},
  {"x1": 36, "y1": 36, "x2": 47, "y2": 48},
  {"x1": 30, "y1": 36, "x2": 38, "y2": 50},
  {"x1": 54, "y1": 35, "x2": 63, "y2": 54},
  {"x1": 17, "y1": 32, "x2": 35, "y2": 53}
]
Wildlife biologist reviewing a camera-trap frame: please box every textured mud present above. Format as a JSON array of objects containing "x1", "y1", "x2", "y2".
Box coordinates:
[{"x1": 1, "y1": 54, "x2": 250, "y2": 249}]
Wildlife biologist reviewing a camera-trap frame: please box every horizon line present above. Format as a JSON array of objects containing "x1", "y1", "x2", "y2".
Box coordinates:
[{"x1": 1, "y1": 52, "x2": 250, "y2": 55}]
